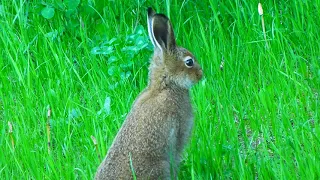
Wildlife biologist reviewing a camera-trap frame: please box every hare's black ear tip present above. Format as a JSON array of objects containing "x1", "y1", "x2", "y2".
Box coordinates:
[{"x1": 147, "y1": 7, "x2": 156, "y2": 16}]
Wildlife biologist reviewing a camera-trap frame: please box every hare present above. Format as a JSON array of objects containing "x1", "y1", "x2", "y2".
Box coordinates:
[{"x1": 95, "y1": 7, "x2": 203, "y2": 180}]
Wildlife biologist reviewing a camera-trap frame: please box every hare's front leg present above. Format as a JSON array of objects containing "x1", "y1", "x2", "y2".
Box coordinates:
[
  {"x1": 148, "y1": 160, "x2": 176, "y2": 180},
  {"x1": 141, "y1": 160, "x2": 175, "y2": 180}
]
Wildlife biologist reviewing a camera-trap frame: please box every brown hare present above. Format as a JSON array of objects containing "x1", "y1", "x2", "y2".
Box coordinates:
[{"x1": 95, "y1": 7, "x2": 203, "y2": 180}]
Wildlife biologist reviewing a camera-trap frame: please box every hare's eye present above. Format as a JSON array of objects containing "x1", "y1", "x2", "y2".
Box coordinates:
[{"x1": 185, "y1": 58, "x2": 194, "y2": 68}]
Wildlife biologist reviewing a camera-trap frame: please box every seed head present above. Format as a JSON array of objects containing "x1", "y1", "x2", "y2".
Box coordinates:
[{"x1": 258, "y1": 3, "x2": 263, "y2": 16}]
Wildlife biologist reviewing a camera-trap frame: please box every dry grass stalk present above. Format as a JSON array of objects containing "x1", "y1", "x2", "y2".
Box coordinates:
[
  {"x1": 8, "y1": 121, "x2": 15, "y2": 150},
  {"x1": 91, "y1": 135, "x2": 101, "y2": 161},
  {"x1": 258, "y1": 3, "x2": 269, "y2": 49},
  {"x1": 47, "y1": 108, "x2": 51, "y2": 154}
]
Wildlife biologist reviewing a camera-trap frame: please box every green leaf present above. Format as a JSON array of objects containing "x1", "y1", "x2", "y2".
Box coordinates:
[
  {"x1": 68, "y1": 108, "x2": 81, "y2": 120},
  {"x1": 91, "y1": 46, "x2": 114, "y2": 55},
  {"x1": 44, "y1": 30, "x2": 58, "y2": 40},
  {"x1": 107, "y1": 38, "x2": 117, "y2": 45},
  {"x1": 120, "y1": 71, "x2": 131, "y2": 80},
  {"x1": 0, "y1": 5, "x2": 4, "y2": 16},
  {"x1": 135, "y1": 36, "x2": 148, "y2": 50},
  {"x1": 97, "y1": 96, "x2": 111, "y2": 116},
  {"x1": 108, "y1": 56, "x2": 117, "y2": 64},
  {"x1": 65, "y1": 9, "x2": 77, "y2": 18},
  {"x1": 65, "y1": 0, "x2": 80, "y2": 10},
  {"x1": 41, "y1": 7, "x2": 55, "y2": 19},
  {"x1": 134, "y1": 25, "x2": 145, "y2": 35},
  {"x1": 108, "y1": 66, "x2": 119, "y2": 76}
]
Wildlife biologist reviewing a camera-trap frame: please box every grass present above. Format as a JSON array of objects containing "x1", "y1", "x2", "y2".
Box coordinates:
[{"x1": 0, "y1": 0, "x2": 319, "y2": 179}]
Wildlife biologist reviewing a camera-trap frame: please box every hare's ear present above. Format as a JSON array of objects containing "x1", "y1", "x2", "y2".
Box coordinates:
[
  {"x1": 147, "y1": 8, "x2": 157, "y2": 47},
  {"x1": 147, "y1": 7, "x2": 176, "y2": 52}
]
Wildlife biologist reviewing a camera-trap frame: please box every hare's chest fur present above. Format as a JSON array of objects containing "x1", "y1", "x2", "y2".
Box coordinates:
[{"x1": 149, "y1": 89, "x2": 194, "y2": 149}]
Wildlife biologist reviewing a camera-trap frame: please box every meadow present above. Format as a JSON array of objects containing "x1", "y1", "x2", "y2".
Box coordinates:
[{"x1": 0, "y1": 0, "x2": 319, "y2": 179}]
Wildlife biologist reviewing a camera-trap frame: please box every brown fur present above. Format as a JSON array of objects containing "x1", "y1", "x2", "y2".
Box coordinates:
[{"x1": 95, "y1": 7, "x2": 203, "y2": 180}]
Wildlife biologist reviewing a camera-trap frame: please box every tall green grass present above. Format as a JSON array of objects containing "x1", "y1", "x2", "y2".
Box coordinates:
[{"x1": 0, "y1": 0, "x2": 319, "y2": 179}]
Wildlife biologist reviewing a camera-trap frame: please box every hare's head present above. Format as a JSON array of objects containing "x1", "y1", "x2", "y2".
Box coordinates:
[{"x1": 147, "y1": 8, "x2": 203, "y2": 89}]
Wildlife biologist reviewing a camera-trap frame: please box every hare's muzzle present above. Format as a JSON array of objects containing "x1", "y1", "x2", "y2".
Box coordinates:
[{"x1": 197, "y1": 69, "x2": 203, "y2": 81}]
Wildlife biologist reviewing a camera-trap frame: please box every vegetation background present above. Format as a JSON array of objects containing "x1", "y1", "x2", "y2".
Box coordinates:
[{"x1": 0, "y1": 0, "x2": 319, "y2": 179}]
